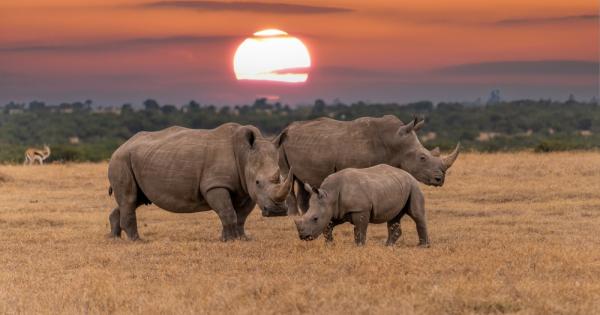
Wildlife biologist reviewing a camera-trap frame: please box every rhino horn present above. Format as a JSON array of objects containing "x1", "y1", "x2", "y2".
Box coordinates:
[
  {"x1": 442, "y1": 143, "x2": 460, "y2": 170},
  {"x1": 272, "y1": 168, "x2": 293, "y2": 202},
  {"x1": 431, "y1": 147, "x2": 441, "y2": 157}
]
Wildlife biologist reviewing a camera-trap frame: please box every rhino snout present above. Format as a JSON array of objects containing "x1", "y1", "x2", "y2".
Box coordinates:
[
  {"x1": 294, "y1": 218, "x2": 315, "y2": 241},
  {"x1": 433, "y1": 175, "x2": 444, "y2": 186}
]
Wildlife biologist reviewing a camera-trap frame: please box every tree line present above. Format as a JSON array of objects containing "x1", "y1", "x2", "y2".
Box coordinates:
[{"x1": 0, "y1": 98, "x2": 598, "y2": 162}]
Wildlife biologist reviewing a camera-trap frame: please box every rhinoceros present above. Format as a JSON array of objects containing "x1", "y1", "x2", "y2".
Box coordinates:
[
  {"x1": 107, "y1": 123, "x2": 292, "y2": 241},
  {"x1": 294, "y1": 164, "x2": 429, "y2": 247},
  {"x1": 274, "y1": 115, "x2": 459, "y2": 215}
]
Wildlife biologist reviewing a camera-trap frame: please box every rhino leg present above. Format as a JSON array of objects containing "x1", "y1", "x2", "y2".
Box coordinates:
[
  {"x1": 108, "y1": 158, "x2": 144, "y2": 241},
  {"x1": 351, "y1": 211, "x2": 369, "y2": 246},
  {"x1": 119, "y1": 203, "x2": 141, "y2": 241},
  {"x1": 108, "y1": 207, "x2": 122, "y2": 238},
  {"x1": 323, "y1": 219, "x2": 344, "y2": 243},
  {"x1": 407, "y1": 188, "x2": 430, "y2": 247},
  {"x1": 386, "y1": 211, "x2": 406, "y2": 246},
  {"x1": 286, "y1": 193, "x2": 299, "y2": 216},
  {"x1": 234, "y1": 197, "x2": 255, "y2": 241},
  {"x1": 296, "y1": 179, "x2": 310, "y2": 214},
  {"x1": 206, "y1": 188, "x2": 239, "y2": 242},
  {"x1": 285, "y1": 180, "x2": 300, "y2": 216}
]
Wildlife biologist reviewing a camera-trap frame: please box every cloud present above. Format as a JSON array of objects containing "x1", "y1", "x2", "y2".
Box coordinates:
[
  {"x1": 141, "y1": 1, "x2": 353, "y2": 14},
  {"x1": 0, "y1": 35, "x2": 237, "y2": 53},
  {"x1": 495, "y1": 14, "x2": 598, "y2": 26},
  {"x1": 436, "y1": 60, "x2": 599, "y2": 76}
]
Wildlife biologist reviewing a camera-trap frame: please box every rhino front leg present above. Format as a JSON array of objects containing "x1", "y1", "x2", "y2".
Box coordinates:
[
  {"x1": 235, "y1": 198, "x2": 255, "y2": 241},
  {"x1": 323, "y1": 219, "x2": 344, "y2": 243},
  {"x1": 351, "y1": 211, "x2": 369, "y2": 246},
  {"x1": 286, "y1": 191, "x2": 299, "y2": 216},
  {"x1": 296, "y1": 180, "x2": 310, "y2": 214},
  {"x1": 206, "y1": 188, "x2": 239, "y2": 242},
  {"x1": 386, "y1": 212, "x2": 405, "y2": 246}
]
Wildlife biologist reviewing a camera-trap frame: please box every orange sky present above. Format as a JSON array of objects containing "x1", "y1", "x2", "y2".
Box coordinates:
[{"x1": 0, "y1": 0, "x2": 598, "y2": 104}]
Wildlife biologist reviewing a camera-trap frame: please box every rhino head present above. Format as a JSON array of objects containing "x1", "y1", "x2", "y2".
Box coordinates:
[
  {"x1": 388, "y1": 117, "x2": 460, "y2": 186},
  {"x1": 293, "y1": 184, "x2": 333, "y2": 240},
  {"x1": 234, "y1": 127, "x2": 293, "y2": 217}
]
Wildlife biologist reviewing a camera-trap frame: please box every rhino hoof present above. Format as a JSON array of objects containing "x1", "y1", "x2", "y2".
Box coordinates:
[
  {"x1": 418, "y1": 242, "x2": 430, "y2": 248},
  {"x1": 221, "y1": 234, "x2": 237, "y2": 242},
  {"x1": 238, "y1": 234, "x2": 252, "y2": 241},
  {"x1": 105, "y1": 233, "x2": 122, "y2": 240}
]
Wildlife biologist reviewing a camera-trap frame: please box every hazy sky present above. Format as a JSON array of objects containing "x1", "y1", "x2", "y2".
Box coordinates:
[{"x1": 1, "y1": 0, "x2": 598, "y2": 105}]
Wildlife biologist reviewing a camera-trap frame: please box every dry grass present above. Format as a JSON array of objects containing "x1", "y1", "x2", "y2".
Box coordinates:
[{"x1": 1, "y1": 153, "x2": 600, "y2": 314}]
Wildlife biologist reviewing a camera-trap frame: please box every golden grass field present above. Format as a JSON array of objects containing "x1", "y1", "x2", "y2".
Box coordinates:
[{"x1": 1, "y1": 152, "x2": 599, "y2": 314}]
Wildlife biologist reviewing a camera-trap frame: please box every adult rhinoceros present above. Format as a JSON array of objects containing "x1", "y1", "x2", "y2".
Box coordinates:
[
  {"x1": 107, "y1": 123, "x2": 292, "y2": 241},
  {"x1": 274, "y1": 115, "x2": 459, "y2": 215}
]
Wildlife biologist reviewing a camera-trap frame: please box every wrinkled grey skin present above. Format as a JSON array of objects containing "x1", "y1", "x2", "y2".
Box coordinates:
[
  {"x1": 275, "y1": 115, "x2": 459, "y2": 215},
  {"x1": 107, "y1": 123, "x2": 292, "y2": 241},
  {"x1": 294, "y1": 164, "x2": 429, "y2": 247}
]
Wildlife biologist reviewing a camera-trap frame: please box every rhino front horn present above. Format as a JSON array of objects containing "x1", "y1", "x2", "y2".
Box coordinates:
[
  {"x1": 273, "y1": 168, "x2": 293, "y2": 202},
  {"x1": 442, "y1": 143, "x2": 460, "y2": 170}
]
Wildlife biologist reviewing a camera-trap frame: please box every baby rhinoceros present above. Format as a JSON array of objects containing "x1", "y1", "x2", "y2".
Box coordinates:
[{"x1": 294, "y1": 164, "x2": 430, "y2": 247}]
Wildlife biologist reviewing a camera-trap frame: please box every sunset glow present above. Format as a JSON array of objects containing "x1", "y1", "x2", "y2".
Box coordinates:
[
  {"x1": 0, "y1": 0, "x2": 597, "y2": 104},
  {"x1": 233, "y1": 29, "x2": 311, "y2": 83}
]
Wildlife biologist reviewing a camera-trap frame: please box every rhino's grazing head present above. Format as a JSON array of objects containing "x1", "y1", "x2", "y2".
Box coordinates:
[
  {"x1": 388, "y1": 118, "x2": 460, "y2": 186},
  {"x1": 293, "y1": 184, "x2": 334, "y2": 241},
  {"x1": 234, "y1": 127, "x2": 293, "y2": 217}
]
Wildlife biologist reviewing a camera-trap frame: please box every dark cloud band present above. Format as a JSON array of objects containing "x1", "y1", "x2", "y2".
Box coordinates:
[
  {"x1": 0, "y1": 35, "x2": 237, "y2": 53},
  {"x1": 142, "y1": 1, "x2": 353, "y2": 14},
  {"x1": 496, "y1": 14, "x2": 598, "y2": 26},
  {"x1": 436, "y1": 60, "x2": 599, "y2": 76}
]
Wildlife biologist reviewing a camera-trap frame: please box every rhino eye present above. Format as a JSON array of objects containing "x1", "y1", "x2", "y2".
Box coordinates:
[
  {"x1": 420, "y1": 155, "x2": 427, "y2": 162},
  {"x1": 255, "y1": 180, "x2": 260, "y2": 185},
  {"x1": 312, "y1": 217, "x2": 318, "y2": 222}
]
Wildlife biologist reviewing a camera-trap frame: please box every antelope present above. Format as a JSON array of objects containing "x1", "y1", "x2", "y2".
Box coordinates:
[{"x1": 24, "y1": 145, "x2": 51, "y2": 165}]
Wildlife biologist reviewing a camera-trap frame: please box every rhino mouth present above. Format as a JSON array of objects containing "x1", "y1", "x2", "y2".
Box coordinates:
[
  {"x1": 428, "y1": 174, "x2": 445, "y2": 186},
  {"x1": 299, "y1": 234, "x2": 315, "y2": 241}
]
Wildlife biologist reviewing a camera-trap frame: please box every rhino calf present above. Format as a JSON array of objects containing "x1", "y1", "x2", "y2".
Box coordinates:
[{"x1": 294, "y1": 164, "x2": 429, "y2": 247}]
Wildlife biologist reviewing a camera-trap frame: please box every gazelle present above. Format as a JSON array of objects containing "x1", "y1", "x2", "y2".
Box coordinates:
[{"x1": 24, "y1": 145, "x2": 51, "y2": 165}]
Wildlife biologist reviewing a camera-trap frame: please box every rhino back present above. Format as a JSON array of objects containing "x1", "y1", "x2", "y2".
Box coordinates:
[
  {"x1": 118, "y1": 125, "x2": 240, "y2": 212},
  {"x1": 283, "y1": 117, "x2": 397, "y2": 186},
  {"x1": 327, "y1": 164, "x2": 414, "y2": 223}
]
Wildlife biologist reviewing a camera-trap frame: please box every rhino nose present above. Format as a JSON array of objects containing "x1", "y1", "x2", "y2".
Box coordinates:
[{"x1": 434, "y1": 176, "x2": 443, "y2": 182}]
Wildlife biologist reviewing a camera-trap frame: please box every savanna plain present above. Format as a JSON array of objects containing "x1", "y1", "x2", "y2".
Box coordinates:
[{"x1": 1, "y1": 152, "x2": 599, "y2": 314}]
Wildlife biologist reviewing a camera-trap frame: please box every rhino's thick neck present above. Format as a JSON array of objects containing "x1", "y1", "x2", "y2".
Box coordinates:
[
  {"x1": 234, "y1": 143, "x2": 251, "y2": 195},
  {"x1": 375, "y1": 117, "x2": 409, "y2": 166}
]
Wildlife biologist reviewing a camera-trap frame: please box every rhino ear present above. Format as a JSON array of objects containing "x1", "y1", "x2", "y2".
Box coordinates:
[
  {"x1": 318, "y1": 189, "x2": 328, "y2": 199},
  {"x1": 241, "y1": 128, "x2": 256, "y2": 148},
  {"x1": 234, "y1": 126, "x2": 258, "y2": 150},
  {"x1": 396, "y1": 117, "x2": 417, "y2": 136},
  {"x1": 246, "y1": 131, "x2": 256, "y2": 148},
  {"x1": 413, "y1": 119, "x2": 425, "y2": 132},
  {"x1": 272, "y1": 129, "x2": 287, "y2": 148}
]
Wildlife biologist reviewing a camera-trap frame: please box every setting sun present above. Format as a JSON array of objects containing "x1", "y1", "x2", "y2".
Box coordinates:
[{"x1": 233, "y1": 29, "x2": 311, "y2": 83}]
